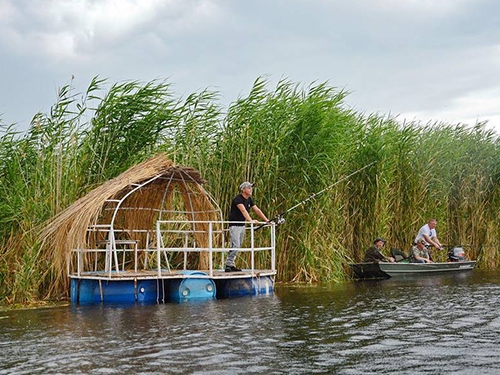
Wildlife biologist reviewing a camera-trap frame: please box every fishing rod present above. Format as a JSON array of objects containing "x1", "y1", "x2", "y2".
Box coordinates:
[{"x1": 256, "y1": 160, "x2": 377, "y2": 230}]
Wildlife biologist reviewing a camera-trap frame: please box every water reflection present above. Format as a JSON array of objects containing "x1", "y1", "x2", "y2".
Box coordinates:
[{"x1": 1, "y1": 270, "x2": 499, "y2": 374}]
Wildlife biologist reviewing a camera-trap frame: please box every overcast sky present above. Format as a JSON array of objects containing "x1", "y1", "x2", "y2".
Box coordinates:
[{"x1": 1, "y1": 0, "x2": 500, "y2": 134}]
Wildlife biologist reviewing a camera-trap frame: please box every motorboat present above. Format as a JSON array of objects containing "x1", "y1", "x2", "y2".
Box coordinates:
[{"x1": 350, "y1": 260, "x2": 476, "y2": 279}]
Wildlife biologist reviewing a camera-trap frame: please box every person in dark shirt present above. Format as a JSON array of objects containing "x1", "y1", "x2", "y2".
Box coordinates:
[
  {"x1": 226, "y1": 181, "x2": 269, "y2": 272},
  {"x1": 363, "y1": 238, "x2": 395, "y2": 263}
]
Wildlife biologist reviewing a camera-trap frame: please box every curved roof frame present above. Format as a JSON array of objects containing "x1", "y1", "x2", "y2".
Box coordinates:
[
  {"x1": 108, "y1": 173, "x2": 164, "y2": 228},
  {"x1": 107, "y1": 170, "x2": 223, "y2": 231}
]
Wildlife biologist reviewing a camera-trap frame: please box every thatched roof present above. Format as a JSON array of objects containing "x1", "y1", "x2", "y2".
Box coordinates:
[{"x1": 39, "y1": 153, "x2": 221, "y2": 293}]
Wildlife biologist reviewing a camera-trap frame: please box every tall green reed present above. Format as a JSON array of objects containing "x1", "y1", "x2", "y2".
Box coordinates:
[{"x1": 0, "y1": 75, "x2": 498, "y2": 303}]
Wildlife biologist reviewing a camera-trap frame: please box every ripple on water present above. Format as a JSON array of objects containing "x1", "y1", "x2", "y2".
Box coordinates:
[{"x1": 1, "y1": 272, "x2": 499, "y2": 374}]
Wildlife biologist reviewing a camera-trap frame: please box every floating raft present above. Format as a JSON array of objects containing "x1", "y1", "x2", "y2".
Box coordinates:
[
  {"x1": 68, "y1": 218, "x2": 277, "y2": 304},
  {"x1": 40, "y1": 155, "x2": 277, "y2": 305},
  {"x1": 70, "y1": 268, "x2": 275, "y2": 304}
]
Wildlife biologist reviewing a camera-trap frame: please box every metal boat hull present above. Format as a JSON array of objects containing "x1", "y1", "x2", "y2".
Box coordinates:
[{"x1": 350, "y1": 261, "x2": 476, "y2": 279}]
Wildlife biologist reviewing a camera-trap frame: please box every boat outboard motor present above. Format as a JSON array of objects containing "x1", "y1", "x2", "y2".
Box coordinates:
[{"x1": 448, "y1": 247, "x2": 466, "y2": 262}]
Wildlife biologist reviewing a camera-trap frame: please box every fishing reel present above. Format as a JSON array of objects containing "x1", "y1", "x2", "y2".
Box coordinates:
[
  {"x1": 276, "y1": 216, "x2": 285, "y2": 226},
  {"x1": 269, "y1": 216, "x2": 285, "y2": 226}
]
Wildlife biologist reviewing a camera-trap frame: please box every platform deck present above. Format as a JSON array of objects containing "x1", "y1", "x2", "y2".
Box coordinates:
[{"x1": 72, "y1": 269, "x2": 276, "y2": 280}]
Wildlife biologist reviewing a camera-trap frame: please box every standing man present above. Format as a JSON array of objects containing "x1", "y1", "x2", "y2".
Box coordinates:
[
  {"x1": 415, "y1": 219, "x2": 443, "y2": 250},
  {"x1": 226, "y1": 181, "x2": 269, "y2": 272},
  {"x1": 415, "y1": 218, "x2": 443, "y2": 261}
]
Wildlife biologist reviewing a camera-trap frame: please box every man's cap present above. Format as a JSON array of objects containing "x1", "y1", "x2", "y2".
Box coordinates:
[
  {"x1": 373, "y1": 238, "x2": 386, "y2": 244},
  {"x1": 239, "y1": 181, "x2": 254, "y2": 190}
]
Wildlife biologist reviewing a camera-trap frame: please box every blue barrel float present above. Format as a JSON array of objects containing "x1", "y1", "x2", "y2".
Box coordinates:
[
  {"x1": 215, "y1": 275, "x2": 274, "y2": 298},
  {"x1": 167, "y1": 270, "x2": 216, "y2": 302},
  {"x1": 70, "y1": 272, "x2": 272, "y2": 303},
  {"x1": 71, "y1": 278, "x2": 160, "y2": 304}
]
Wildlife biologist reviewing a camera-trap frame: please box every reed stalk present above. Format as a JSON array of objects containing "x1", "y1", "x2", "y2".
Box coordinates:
[{"x1": 0, "y1": 76, "x2": 498, "y2": 304}]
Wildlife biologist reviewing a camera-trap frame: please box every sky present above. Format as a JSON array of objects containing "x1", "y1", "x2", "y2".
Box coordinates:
[{"x1": 1, "y1": 0, "x2": 500, "y2": 134}]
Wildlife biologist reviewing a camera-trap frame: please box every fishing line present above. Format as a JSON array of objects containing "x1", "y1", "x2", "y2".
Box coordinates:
[{"x1": 256, "y1": 160, "x2": 377, "y2": 230}]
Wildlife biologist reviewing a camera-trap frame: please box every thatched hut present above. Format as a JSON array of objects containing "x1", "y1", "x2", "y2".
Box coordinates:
[{"x1": 40, "y1": 153, "x2": 223, "y2": 295}]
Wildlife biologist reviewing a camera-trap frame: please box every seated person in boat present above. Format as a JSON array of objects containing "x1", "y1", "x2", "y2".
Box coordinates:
[
  {"x1": 409, "y1": 239, "x2": 434, "y2": 263},
  {"x1": 363, "y1": 238, "x2": 395, "y2": 263}
]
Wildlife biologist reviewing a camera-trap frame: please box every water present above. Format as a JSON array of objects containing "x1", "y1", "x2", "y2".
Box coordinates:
[{"x1": 1, "y1": 270, "x2": 499, "y2": 374}]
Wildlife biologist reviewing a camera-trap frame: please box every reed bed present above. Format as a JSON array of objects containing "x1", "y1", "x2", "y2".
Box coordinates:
[{"x1": 0, "y1": 76, "x2": 498, "y2": 304}]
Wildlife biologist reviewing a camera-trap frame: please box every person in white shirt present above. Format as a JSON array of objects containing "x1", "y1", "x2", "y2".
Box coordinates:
[{"x1": 415, "y1": 219, "x2": 443, "y2": 250}]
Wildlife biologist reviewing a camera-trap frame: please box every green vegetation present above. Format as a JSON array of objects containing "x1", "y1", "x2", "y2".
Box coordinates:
[{"x1": 0, "y1": 76, "x2": 499, "y2": 304}]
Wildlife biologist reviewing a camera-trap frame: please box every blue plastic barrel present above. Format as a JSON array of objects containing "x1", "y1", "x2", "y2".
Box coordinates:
[
  {"x1": 253, "y1": 276, "x2": 274, "y2": 295},
  {"x1": 215, "y1": 276, "x2": 274, "y2": 298},
  {"x1": 137, "y1": 280, "x2": 159, "y2": 304},
  {"x1": 74, "y1": 279, "x2": 101, "y2": 304},
  {"x1": 100, "y1": 280, "x2": 136, "y2": 303},
  {"x1": 70, "y1": 278, "x2": 79, "y2": 303},
  {"x1": 167, "y1": 271, "x2": 216, "y2": 301}
]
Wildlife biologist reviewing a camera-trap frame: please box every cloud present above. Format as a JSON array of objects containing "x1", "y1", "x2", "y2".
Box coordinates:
[
  {"x1": 1, "y1": 0, "x2": 500, "y2": 133},
  {"x1": 401, "y1": 86, "x2": 500, "y2": 129},
  {"x1": 0, "y1": 0, "x2": 224, "y2": 62}
]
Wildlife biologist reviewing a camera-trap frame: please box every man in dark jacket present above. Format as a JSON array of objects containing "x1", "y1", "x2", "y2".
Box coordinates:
[
  {"x1": 226, "y1": 181, "x2": 269, "y2": 272},
  {"x1": 364, "y1": 238, "x2": 395, "y2": 263}
]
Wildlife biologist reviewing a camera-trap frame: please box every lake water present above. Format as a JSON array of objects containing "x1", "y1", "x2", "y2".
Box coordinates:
[{"x1": 1, "y1": 270, "x2": 499, "y2": 374}]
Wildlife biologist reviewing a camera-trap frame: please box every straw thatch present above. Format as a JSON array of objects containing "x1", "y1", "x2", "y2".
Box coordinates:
[{"x1": 39, "y1": 153, "x2": 222, "y2": 294}]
